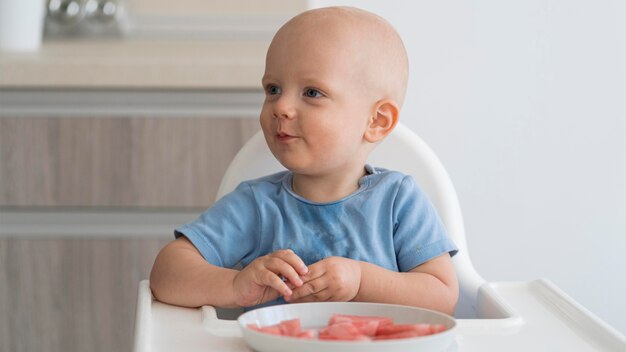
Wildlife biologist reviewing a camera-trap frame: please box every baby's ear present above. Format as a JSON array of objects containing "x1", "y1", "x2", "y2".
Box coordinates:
[{"x1": 364, "y1": 99, "x2": 399, "y2": 143}]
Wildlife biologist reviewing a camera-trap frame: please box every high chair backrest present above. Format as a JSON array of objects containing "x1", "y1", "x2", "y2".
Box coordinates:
[{"x1": 216, "y1": 123, "x2": 484, "y2": 318}]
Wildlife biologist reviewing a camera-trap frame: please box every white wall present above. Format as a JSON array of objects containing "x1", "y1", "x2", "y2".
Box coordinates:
[{"x1": 310, "y1": 0, "x2": 626, "y2": 333}]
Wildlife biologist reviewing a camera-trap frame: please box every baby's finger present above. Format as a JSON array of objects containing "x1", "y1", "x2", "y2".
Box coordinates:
[
  {"x1": 264, "y1": 257, "x2": 304, "y2": 288},
  {"x1": 289, "y1": 287, "x2": 331, "y2": 303},
  {"x1": 287, "y1": 276, "x2": 325, "y2": 302},
  {"x1": 272, "y1": 249, "x2": 309, "y2": 276},
  {"x1": 285, "y1": 281, "x2": 298, "y2": 290},
  {"x1": 299, "y1": 260, "x2": 324, "y2": 282},
  {"x1": 259, "y1": 270, "x2": 293, "y2": 297}
]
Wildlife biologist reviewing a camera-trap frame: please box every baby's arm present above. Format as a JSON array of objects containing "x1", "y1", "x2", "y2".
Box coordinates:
[
  {"x1": 356, "y1": 254, "x2": 458, "y2": 315},
  {"x1": 150, "y1": 237, "x2": 240, "y2": 308},
  {"x1": 150, "y1": 236, "x2": 308, "y2": 308},
  {"x1": 287, "y1": 254, "x2": 458, "y2": 315}
]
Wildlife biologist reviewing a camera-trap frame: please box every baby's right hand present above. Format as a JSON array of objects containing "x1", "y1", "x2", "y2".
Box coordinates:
[{"x1": 232, "y1": 249, "x2": 308, "y2": 307}]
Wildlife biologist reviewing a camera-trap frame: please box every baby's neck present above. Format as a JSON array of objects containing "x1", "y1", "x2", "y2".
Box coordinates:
[{"x1": 291, "y1": 166, "x2": 367, "y2": 203}]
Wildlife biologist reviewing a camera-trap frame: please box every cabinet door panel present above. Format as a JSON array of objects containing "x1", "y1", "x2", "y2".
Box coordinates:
[
  {"x1": 0, "y1": 238, "x2": 169, "y2": 352},
  {"x1": 0, "y1": 117, "x2": 259, "y2": 207}
]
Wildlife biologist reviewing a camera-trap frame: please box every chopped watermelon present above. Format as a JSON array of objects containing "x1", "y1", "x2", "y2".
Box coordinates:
[
  {"x1": 329, "y1": 314, "x2": 393, "y2": 327},
  {"x1": 247, "y1": 314, "x2": 447, "y2": 341},
  {"x1": 373, "y1": 330, "x2": 423, "y2": 340},
  {"x1": 375, "y1": 323, "x2": 448, "y2": 337},
  {"x1": 296, "y1": 330, "x2": 315, "y2": 339},
  {"x1": 430, "y1": 324, "x2": 447, "y2": 334},
  {"x1": 247, "y1": 323, "x2": 282, "y2": 335},
  {"x1": 352, "y1": 320, "x2": 380, "y2": 336},
  {"x1": 278, "y1": 318, "x2": 301, "y2": 336},
  {"x1": 327, "y1": 314, "x2": 390, "y2": 337},
  {"x1": 319, "y1": 322, "x2": 370, "y2": 341},
  {"x1": 248, "y1": 320, "x2": 314, "y2": 339}
]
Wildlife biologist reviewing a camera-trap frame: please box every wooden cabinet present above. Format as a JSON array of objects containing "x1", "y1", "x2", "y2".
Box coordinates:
[
  {"x1": 0, "y1": 237, "x2": 170, "y2": 352},
  {"x1": 0, "y1": 90, "x2": 262, "y2": 352},
  {"x1": 0, "y1": 116, "x2": 259, "y2": 208}
]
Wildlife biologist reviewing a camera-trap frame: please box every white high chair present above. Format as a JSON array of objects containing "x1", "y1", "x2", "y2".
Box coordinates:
[
  {"x1": 134, "y1": 123, "x2": 626, "y2": 352},
  {"x1": 214, "y1": 123, "x2": 482, "y2": 319}
]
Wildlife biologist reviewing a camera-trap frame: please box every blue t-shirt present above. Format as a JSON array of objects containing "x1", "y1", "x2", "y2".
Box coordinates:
[{"x1": 176, "y1": 165, "x2": 457, "y2": 279}]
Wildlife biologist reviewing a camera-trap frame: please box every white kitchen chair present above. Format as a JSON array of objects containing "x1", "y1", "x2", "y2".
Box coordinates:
[{"x1": 133, "y1": 123, "x2": 626, "y2": 352}]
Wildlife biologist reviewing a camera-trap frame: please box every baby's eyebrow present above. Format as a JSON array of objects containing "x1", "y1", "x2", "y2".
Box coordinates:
[
  {"x1": 261, "y1": 74, "x2": 278, "y2": 83},
  {"x1": 300, "y1": 78, "x2": 333, "y2": 93},
  {"x1": 300, "y1": 76, "x2": 326, "y2": 86}
]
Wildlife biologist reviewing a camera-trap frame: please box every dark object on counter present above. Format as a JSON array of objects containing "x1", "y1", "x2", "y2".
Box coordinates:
[{"x1": 45, "y1": 0, "x2": 125, "y2": 38}]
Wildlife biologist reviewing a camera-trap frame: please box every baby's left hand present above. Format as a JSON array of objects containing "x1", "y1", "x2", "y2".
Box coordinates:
[{"x1": 285, "y1": 256, "x2": 361, "y2": 303}]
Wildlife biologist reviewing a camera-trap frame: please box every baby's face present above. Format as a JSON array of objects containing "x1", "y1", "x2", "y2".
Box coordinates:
[{"x1": 260, "y1": 18, "x2": 376, "y2": 176}]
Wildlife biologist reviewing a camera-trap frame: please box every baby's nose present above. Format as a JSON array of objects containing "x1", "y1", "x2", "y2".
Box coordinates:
[{"x1": 272, "y1": 96, "x2": 296, "y2": 119}]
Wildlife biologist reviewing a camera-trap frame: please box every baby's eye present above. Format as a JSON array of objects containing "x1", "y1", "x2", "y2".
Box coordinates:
[
  {"x1": 303, "y1": 88, "x2": 323, "y2": 98},
  {"x1": 266, "y1": 85, "x2": 281, "y2": 95}
]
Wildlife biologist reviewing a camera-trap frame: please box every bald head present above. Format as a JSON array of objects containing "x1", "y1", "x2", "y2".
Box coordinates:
[{"x1": 267, "y1": 6, "x2": 409, "y2": 107}]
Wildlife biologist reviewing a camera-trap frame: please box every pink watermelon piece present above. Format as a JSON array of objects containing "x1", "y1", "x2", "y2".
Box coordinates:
[
  {"x1": 319, "y1": 321, "x2": 370, "y2": 341},
  {"x1": 296, "y1": 330, "x2": 315, "y2": 339},
  {"x1": 247, "y1": 323, "x2": 282, "y2": 335},
  {"x1": 373, "y1": 330, "x2": 422, "y2": 340},
  {"x1": 430, "y1": 324, "x2": 447, "y2": 334},
  {"x1": 278, "y1": 318, "x2": 301, "y2": 336},
  {"x1": 248, "y1": 314, "x2": 448, "y2": 341},
  {"x1": 329, "y1": 314, "x2": 393, "y2": 327},
  {"x1": 375, "y1": 323, "x2": 447, "y2": 337}
]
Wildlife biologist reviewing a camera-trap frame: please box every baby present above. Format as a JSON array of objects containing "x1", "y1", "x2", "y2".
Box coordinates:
[{"x1": 150, "y1": 6, "x2": 459, "y2": 315}]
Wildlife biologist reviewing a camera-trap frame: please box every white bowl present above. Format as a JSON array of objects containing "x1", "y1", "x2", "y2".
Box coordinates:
[{"x1": 237, "y1": 302, "x2": 456, "y2": 352}]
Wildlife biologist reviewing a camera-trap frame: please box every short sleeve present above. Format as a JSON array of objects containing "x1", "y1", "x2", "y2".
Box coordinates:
[
  {"x1": 174, "y1": 182, "x2": 260, "y2": 268},
  {"x1": 392, "y1": 176, "x2": 458, "y2": 272}
]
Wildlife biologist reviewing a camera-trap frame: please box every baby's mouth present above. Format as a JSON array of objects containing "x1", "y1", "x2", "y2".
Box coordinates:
[{"x1": 277, "y1": 131, "x2": 298, "y2": 142}]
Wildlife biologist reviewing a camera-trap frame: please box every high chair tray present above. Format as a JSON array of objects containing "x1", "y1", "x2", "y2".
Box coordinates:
[{"x1": 133, "y1": 279, "x2": 626, "y2": 351}]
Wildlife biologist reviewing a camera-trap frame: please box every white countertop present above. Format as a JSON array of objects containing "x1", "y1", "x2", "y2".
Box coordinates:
[{"x1": 0, "y1": 38, "x2": 268, "y2": 89}]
